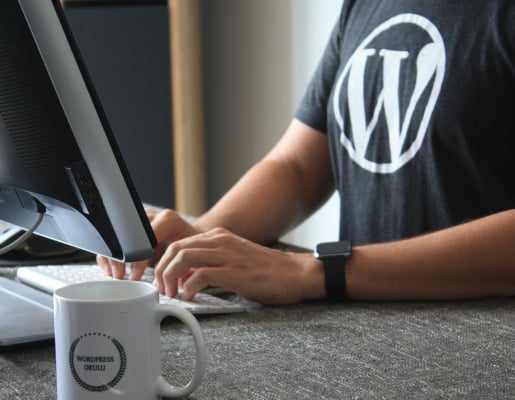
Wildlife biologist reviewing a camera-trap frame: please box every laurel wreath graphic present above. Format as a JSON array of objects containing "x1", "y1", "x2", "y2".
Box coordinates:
[{"x1": 69, "y1": 335, "x2": 127, "y2": 392}]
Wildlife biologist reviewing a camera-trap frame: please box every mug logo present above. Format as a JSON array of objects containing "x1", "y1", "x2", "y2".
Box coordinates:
[
  {"x1": 333, "y1": 13, "x2": 446, "y2": 173},
  {"x1": 69, "y1": 333, "x2": 127, "y2": 392}
]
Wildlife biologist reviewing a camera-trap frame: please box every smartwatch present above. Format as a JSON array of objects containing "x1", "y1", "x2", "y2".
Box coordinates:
[{"x1": 314, "y1": 240, "x2": 352, "y2": 301}]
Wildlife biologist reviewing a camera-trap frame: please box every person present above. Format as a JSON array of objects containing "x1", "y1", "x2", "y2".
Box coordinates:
[{"x1": 98, "y1": 0, "x2": 515, "y2": 304}]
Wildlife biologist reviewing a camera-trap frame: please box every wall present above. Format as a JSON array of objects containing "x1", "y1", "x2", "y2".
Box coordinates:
[
  {"x1": 202, "y1": 0, "x2": 342, "y2": 248},
  {"x1": 284, "y1": 0, "x2": 343, "y2": 248},
  {"x1": 201, "y1": 0, "x2": 292, "y2": 202},
  {"x1": 65, "y1": 4, "x2": 175, "y2": 208}
]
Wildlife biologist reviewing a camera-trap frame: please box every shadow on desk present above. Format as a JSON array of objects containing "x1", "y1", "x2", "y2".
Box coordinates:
[{"x1": 0, "y1": 234, "x2": 95, "y2": 267}]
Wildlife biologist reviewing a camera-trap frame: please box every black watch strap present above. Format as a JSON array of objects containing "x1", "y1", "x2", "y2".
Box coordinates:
[
  {"x1": 323, "y1": 255, "x2": 348, "y2": 301},
  {"x1": 315, "y1": 241, "x2": 352, "y2": 301}
]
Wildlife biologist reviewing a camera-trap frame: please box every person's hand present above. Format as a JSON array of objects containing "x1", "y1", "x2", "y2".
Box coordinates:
[
  {"x1": 97, "y1": 208, "x2": 200, "y2": 280},
  {"x1": 153, "y1": 228, "x2": 325, "y2": 305}
]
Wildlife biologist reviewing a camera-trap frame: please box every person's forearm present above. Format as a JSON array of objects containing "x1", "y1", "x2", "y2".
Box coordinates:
[
  {"x1": 193, "y1": 157, "x2": 318, "y2": 244},
  {"x1": 345, "y1": 209, "x2": 515, "y2": 300},
  {"x1": 193, "y1": 120, "x2": 334, "y2": 244}
]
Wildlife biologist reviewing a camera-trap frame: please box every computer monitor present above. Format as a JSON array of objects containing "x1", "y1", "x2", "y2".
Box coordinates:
[{"x1": 0, "y1": 0, "x2": 157, "y2": 262}]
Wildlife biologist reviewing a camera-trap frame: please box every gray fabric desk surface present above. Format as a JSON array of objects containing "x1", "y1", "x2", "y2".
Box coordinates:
[{"x1": 0, "y1": 266, "x2": 513, "y2": 400}]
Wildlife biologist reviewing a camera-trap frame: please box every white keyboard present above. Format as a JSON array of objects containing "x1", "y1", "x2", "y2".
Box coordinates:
[{"x1": 16, "y1": 264, "x2": 245, "y2": 314}]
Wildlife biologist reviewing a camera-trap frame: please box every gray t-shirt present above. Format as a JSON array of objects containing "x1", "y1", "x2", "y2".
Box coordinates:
[{"x1": 295, "y1": 0, "x2": 515, "y2": 245}]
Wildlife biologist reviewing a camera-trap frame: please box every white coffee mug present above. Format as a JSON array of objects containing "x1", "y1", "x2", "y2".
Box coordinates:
[{"x1": 54, "y1": 280, "x2": 206, "y2": 399}]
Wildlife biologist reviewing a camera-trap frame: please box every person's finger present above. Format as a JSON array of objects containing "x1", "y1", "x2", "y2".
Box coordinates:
[
  {"x1": 161, "y1": 247, "x2": 228, "y2": 297},
  {"x1": 154, "y1": 228, "x2": 243, "y2": 297},
  {"x1": 145, "y1": 210, "x2": 198, "y2": 268},
  {"x1": 151, "y1": 209, "x2": 193, "y2": 242},
  {"x1": 181, "y1": 267, "x2": 232, "y2": 300},
  {"x1": 129, "y1": 262, "x2": 149, "y2": 280},
  {"x1": 96, "y1": 255, "x2": 112, "y2": 276},
  {"x1": 153, "y1": 245, "x2": 175, "y2": 296},
  {"x1": 145, "y1": 208, "x2": 159, "y2": 221},
  {"x1": 110, "y1": 260, "x2": 127, "y2": 279},
  {"x1": 153, "y1": 234, "x2": 216, "y2": 294},
  {"x1": 178, "y1": 268, "x2": 195, "y2": 288},
  {"x1": 97, "y1": 255, "x2": 126, "y2": 279}
]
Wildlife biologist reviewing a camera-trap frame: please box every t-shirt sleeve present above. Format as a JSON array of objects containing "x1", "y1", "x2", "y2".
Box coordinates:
[{"x1": 294, "y1": 15, "x2": 342, "y2": 134}]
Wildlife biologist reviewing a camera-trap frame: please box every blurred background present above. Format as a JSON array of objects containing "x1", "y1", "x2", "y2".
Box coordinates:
[{"x1": 64, "y1": 0, "x2": 342, "y2": 249}]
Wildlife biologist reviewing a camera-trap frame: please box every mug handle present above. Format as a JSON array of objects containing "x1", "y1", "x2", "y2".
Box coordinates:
[{"x1": 154, "y1": 304, "x2": 207, "y2": 398}]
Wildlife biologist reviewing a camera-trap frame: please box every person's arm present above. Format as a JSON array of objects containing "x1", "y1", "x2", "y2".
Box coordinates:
[
  {"x1": 98, "y1": 119, "x2": 334, "y2": 278},
  {"x1": 343, "y1": 209, "x2": 515, "y2": 301},
  {"x1": 192, "y1": 119, "x2": 334, "y2": 244},
  {"x1": 155, "y1": 209, "x2": 515, "y2": 304}
]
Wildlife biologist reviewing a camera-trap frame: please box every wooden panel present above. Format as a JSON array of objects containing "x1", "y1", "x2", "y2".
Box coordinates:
[{"x1": 168, "y1": 0, "x2": 206, "y2": 215}]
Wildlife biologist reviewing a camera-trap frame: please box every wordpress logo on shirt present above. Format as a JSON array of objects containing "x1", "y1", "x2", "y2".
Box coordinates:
[{"x1": 333, "y1": 13, "x2": 446, "y2": 174}]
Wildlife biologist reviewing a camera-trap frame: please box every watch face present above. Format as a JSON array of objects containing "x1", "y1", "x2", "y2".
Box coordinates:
[{"x1": 315, "y1": 241, "x2": 352, "y2": 257}]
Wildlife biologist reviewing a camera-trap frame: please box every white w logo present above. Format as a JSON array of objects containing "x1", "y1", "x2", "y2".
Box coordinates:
[{"x1": 333, "y1": 14, "x2": 446, "y2": 174}]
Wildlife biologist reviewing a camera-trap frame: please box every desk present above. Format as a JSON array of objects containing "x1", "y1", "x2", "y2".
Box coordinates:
[{"x1": 0, "y1": 266, "x2": 514, "y2": 399}]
